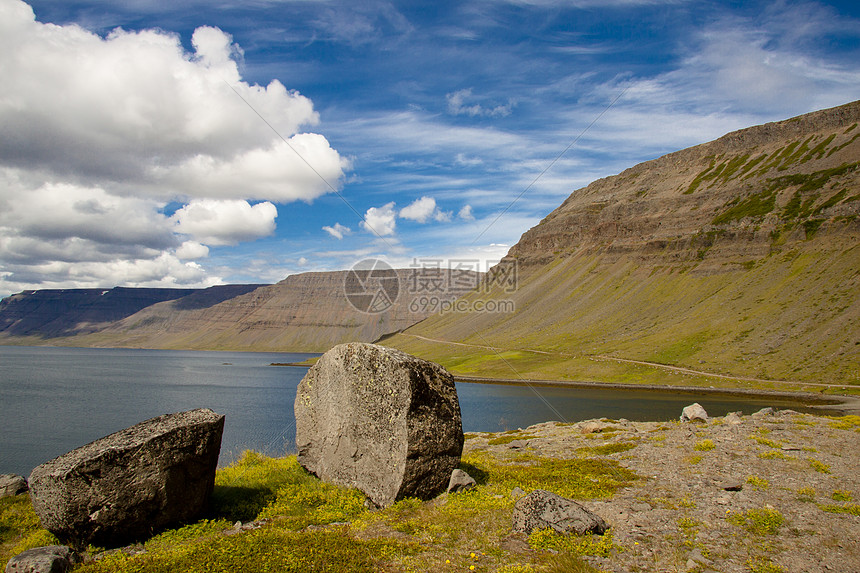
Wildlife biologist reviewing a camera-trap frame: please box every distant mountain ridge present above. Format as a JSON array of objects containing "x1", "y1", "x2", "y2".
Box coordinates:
[
  {"x1": 0, "y1": 285, "x2": 263, "y2": 338},
  {"x1": 0, "y1": 269, "x2": 480, "y2": 352},
  {"x1": 385, "y1": 101, "x2": 860, "y2": 389}
]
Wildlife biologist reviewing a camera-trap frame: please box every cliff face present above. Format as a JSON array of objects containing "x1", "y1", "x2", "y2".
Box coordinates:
[
  {"x1": 0, "y1": 269, "x2": 480, "y2": 352},
  {"x1": 388, "y1": 101, "x2": 860, "y2": 387},
  {"x1": 510, "y1": 100, "x2": 860, "y2": 268}
]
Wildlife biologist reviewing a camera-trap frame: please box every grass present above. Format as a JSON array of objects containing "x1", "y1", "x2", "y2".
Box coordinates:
[
  {"x1": 487, "y1": 433, "x2": 538, "y2": 446},
  {"x1": 747, "y1": 556, "x2": 786, "y2": 573},
  {"x1": 817, "y1": 503, "x2": 860, "y2": 516},
  {"x1": 575, "y1": 442, "x2": 638, "y2": 456},
  {"x1": 694, "y1": 439, "x2": 715, "y2": 451},
  {"x1": 2, "y1": 449, "x2": 640, "y2": 573},
  {"x1": 727, "y1": 507, "x2": 785, "y2": 535},
  {"x1": 808, "y1": 458, "x2": 832, "y2": 474},
  {"x1": 0, "y1": 494, "x2": 60, "y2": 567},
  {"x1": 746, "y1": 475, "x2": 770, "y2": 490}
]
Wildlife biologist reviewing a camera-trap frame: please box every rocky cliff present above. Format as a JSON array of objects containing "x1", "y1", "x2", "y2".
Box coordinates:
[{"x1": 387, "y1": 101, "x2": 860, "y2": 389}]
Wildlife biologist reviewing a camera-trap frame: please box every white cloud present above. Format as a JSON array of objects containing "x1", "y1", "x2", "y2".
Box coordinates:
[
  {"x1": 458, "y1": 205, "x2": 475, "y2": 221},
  {"x1": 175, "y1": 241, "x2": 209, "y2": 260},
  {"x1": 398, "y1": 196, "x2": 451, "y2": 223},
  {"x1": 171, "y1": 200, "x2": 278, "y2": 246},
  {"x1": 361, "y1": 202, "x2": 397, "y2": 236},
  {"x1": 447, "y1": 88, "x2": 513, "y2": 118},
  {"x1": 322, "y1": 222, "x2": 352, "y2": 240},
  {"x1": 0, "y1": 0, "x2": 348, "y2": 294}
]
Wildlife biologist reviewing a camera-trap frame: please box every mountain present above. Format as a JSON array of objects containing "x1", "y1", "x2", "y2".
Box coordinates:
[
  {"x1": 0, "y1": 268, "x2": 480, "y2": 352},
  {"x1": 0, "y1": 285, "x2": 262, "y2": 339},
  {"x1": 384, "y1": 101, "x2": 860, "y2": 390}
]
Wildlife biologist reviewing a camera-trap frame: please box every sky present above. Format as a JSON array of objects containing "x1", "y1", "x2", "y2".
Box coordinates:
[{"x1": 1, "y1": 0, "x2": 858, "y2": 297}]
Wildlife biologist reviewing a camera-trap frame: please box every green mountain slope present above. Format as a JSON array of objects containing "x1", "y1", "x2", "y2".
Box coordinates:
[{"x1": 385, "y1": 101, "x2": 860, "y2": 393}]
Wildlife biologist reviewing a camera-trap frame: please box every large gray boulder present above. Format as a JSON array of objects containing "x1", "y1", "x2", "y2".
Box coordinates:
[
  {"x1": 28, "y1": 409, "x2": 224, "y2": 549},
  {"x1": 295, "y1": 343, "x2": 463, "y2": 508},
  {"x1": 512, "y1": 489, "x2": 608, "y2": 535},
  {"x1": 4, "y1": 545, "x2": 78, "y2": 573}
]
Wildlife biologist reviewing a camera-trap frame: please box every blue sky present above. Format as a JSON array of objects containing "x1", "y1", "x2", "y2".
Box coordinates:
[{"x1": 1, "y1": 0, "x2": 858, "y2": 296}]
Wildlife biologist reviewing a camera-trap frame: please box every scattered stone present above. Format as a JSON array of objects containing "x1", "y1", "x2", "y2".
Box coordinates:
[
  {"x1": 580, "y1": 420, "x2": 618, "y2": 434},
  {"x1": 4, "y1": 545, "x2": 78, "y2": 573},
  {"x1": 512, "y1": 489, "x2": 608, "y2": 535},
  {"x1": 723, "y1": 412, "x2": 743, "y2": 425},
  {"x1": 295, "y1": 343, "x2": 464, "y2": 508},
  {"x1": 680, "y1": 403, "x2": 709, "y2": 423},
  {"x1": 721, "y1": 482, "x2": 743, "y2": 492},
  {"x1": 28, "y1": 409, "x2": 224, "y2": 549},
  {"x1": 447, "y1": 469, "x2": 476, "y2": 494},
  {"x1": 499, "y1": 533, "x2": 530, "y2": 553},
  {"x1": 752, "y1": 407, "x2": 776, "y2": 417},
  {"x1": 0, "y1": 474, "x2": 28, "y2": 498}
]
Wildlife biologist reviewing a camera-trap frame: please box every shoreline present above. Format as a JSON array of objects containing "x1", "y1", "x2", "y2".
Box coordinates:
[{"x1": 453, "y1": 374, "x2": 860, "y2": 415}]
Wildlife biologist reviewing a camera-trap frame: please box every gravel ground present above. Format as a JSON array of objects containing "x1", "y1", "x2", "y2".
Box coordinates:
[{"x1": 468, "y1": 407, "x2": 860, "y2": 573}]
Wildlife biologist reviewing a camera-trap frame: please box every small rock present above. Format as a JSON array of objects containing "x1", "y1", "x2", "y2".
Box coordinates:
[
  {"x1": 752, "y1": 407, "x2": 776, "y2": 417},
  {"x1": 511, "y1": 487, "x2": 526, "y2": 498},
  {"x1": 722, "y1": 482, "x2": 743, "y2": 492},
  {"x1": 447, "y1": 469, "x2": 476, "y2": 494},
  {"x1": 0, "y1": 475, "x2": 28, "y2": 498},
  {"x1": 680, "y1": 403, "x2": 708, "y2": 423},
  {"x1": 580, "y1": 421, "x2": 618, "y2": 434},
  {"x1": 512, "y1": 489, "x2": 608, "y2": 535},
  {"x1": 5, "y1": 545, "x2": 78, "y2": 573},
  {"x1": 689, "y1": 547, "x2": 712, "y2": 566},
  {"x1": 723, "y1": 412, "x2": 743, "y2": 425}
]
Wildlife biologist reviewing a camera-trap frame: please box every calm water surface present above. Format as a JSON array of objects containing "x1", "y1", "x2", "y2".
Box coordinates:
[{"x1": 0, "y1": 346, "x2": 823, "y2": 476}]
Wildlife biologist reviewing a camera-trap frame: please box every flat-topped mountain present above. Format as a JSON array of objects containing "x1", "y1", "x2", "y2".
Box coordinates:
[
  {"x1": 0, "y1": 268, "x2": 480, "y2": 352},
  {"x1": 387, "y1": 101, "x2": 860, "y2": 389},
  {"x1": 0, "y1": 285, "x2": 262, "y2": 339}
]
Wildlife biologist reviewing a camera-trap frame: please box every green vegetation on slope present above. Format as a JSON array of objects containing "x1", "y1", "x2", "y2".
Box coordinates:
[{"x1": 385, "y1": 231, "x2": 860, "y2": 391}]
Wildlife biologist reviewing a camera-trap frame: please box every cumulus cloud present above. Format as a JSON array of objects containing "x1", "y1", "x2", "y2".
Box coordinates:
[
  {"x1": 322, "y1": 222, "x2": 352, "y2": 240},
  {"x1": 361, "y1": 202, "x2": 397, "y2": 236},
  {"x1": 399, "y1": 196, "x2": 451, "y2": 223},
  {"x1": 458, "y1": 205, "x2": 475, "y2": 221},
  {"x1": 447, "y1": 88, "x2": 513, "y2": 118},
  {"x1": 0, "y1": 0, "x2": 347, "y2": 295},
  {"x1": 175, "y1": 241, "x2": 210, "y2": 260},
  {"x1": 171, "y1": 200, "x2": 278, "y2": 246}
]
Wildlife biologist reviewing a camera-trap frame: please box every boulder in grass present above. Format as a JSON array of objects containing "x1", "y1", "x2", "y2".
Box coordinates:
[
  {"x1": 295, "y1": 343, "x2": 463, "y2": 508},
  {"x1": 4, "y1": 545, "x2": 78, "y2": 573},
  {"x1": 0, "y1": 474, "x2": 27, "y2": 498},
  {"x1": 447, "y1": 469, "x2": 476, "y2": 494},
  {"x1": 512, "y1": 489, "x2": 608, "y2": 536},
  {"x1": 28, "y1": 409, "x2": 224, "y2": 549}
]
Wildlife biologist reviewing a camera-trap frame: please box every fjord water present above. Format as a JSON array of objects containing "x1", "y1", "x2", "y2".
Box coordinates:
[{"x1": 0, "y1": 346, "x2": 821, "y2": 476}]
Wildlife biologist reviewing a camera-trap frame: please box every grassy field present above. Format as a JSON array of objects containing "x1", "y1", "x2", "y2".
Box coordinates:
[{"x1": 1, "y1": 449, "x2": 637, "y2": 573}]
